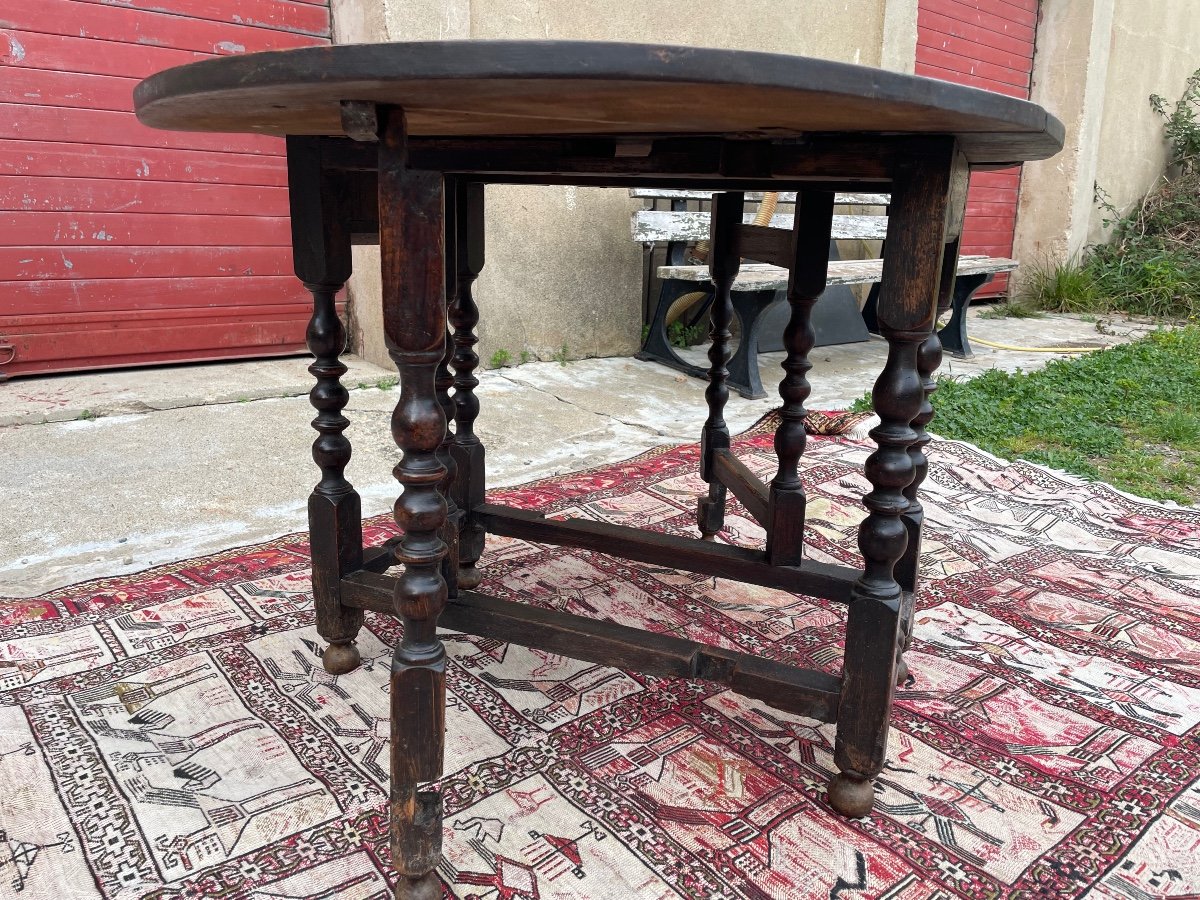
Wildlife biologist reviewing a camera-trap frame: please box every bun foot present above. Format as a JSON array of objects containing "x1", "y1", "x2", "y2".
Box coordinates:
[
  {"x1": 895, "y1": 657, "x2": 910, "y2": 686},
  {"x1": 457, "y1": 564, "x2": 483, "y2": 590},
  {"x1": 827, "y1": 772, "x2": 875, "y2": 818},
  {"x1": 322, "y1": 641, "x2": 361, "y2": 675}
]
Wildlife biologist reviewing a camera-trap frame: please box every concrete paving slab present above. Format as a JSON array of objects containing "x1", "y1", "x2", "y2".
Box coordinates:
[
  {"x1": 1, "y1": 369, "x2": 659, "y2": 597},
  {"x1": 0, "y1": 355, "x2": 396, "y2": 427},
  {"x1": 1, "y1": 310, "x2": 1155, "y2": 598},
  {"x1": 495, "y1": 356, "x2": 778, "y2": 441},
  {"x1": 676, "y1": 309, "x2": 1157, "y2": 409}
]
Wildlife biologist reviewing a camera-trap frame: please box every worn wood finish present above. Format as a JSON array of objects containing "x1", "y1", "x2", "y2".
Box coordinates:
[
  {"x1": 133, "y1": 41, "x2": 1064, "y2": 165},
  {"x1": 341, "y1": 572, "x2": 843, "y2": 721},
  {"x1": 378, "y1": 109, "x2": 449, "y2": 900},
  {"x1": 318, "y1": 132, "x2": 1041, "y2": 188},
  {"x1": 767, "y1": 191, "x2": 836, "y2": 567},
  {"x1": 329, "y1": 134, "x2": 894, "y2": 185},
  {"x1": 654, "y1": 255, "x2": 1016, "y2": 287},
  {"x1": 734, "y1": 223, "x2": 795, "y2": 269},
  {"x1": 829, "y1": 141, "x2": 960, "y2": 818},
  {"x1": 447, "y1": 180, "x2": 487, "y2": 592},
  {"x1": 286, "y1": 136, "x2": 364, "y2": 677},
  {"x1": 697, "y1": 193, "x2": 743, "y2": 541},
  {"x1": 711, "y1": 449, "x2": 769, "y2": 527},
  {"x1": 634, "y1": 211, "x2": 888, "y2": 243},
  {"x1": 476, "y1": 503, "x2": 860, "y2": 603}
]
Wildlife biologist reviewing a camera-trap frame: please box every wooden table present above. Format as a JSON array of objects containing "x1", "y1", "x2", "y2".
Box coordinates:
[{"x1": 135, "y1": 41, "x2": 1063, "y2": 900}]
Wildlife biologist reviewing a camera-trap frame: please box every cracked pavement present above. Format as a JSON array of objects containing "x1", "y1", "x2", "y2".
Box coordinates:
[{"x1": 1, "y1": 310, "x2": 1151, "y2": 597}]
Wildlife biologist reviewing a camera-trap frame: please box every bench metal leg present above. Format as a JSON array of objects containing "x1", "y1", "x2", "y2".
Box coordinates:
[
  {"x1": 937, "y1": 272, "x2": 990, "y2": 359},
  {"x1": 725, "y1": 290, "x2": 772, "y2": 399},
  {"x1": 636, "y1": 279, "x2": 711, "y2": 380}
]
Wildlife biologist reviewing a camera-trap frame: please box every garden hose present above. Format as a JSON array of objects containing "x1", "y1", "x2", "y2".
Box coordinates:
[
  {"x1": 665, "y1": 193, "x2": 780, "y2": 327},
  {"x1": 968, "y1": 336, "x2": 1099, "y2": 353}
]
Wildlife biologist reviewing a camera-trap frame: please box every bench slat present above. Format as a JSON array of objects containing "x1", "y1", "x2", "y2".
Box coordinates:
[
  {"x1": 657, "y1": 256, "x2": 1018, "y2": 290},
  {"x1": 633, "y1": 209, "x2": 888, "y2": 243},
  {"x1": 630, "y1": 189, "x2": 891, "y2": 206}
]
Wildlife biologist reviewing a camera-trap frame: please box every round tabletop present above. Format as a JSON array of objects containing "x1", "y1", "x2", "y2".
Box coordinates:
[{"x1": 134, "y1": 41, "x2": 1064, "y2": 166}]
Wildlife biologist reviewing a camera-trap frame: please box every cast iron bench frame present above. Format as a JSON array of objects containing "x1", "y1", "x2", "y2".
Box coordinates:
[{"x1": 634, "y1": 188, "x2": 1018, "y2": 397}]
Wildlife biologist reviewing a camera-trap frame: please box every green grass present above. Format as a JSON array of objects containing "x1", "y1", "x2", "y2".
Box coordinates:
[
  {"x1": 976, "y1": 299, "x2": 1046, "y2": 320},
  {"x1": 1014, "y1": 257, "x2": 1100, "y2": 312},
  {"x1": 852, "y1": 326, "x2": 1200, "y2": 504},
  {"x1": 1017, "y1": 174, "x2": 1200, "y2": 321}
]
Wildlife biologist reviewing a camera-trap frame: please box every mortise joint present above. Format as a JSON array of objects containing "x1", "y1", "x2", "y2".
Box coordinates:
[{"x1": 340, "y1": 100, "x2": 379, "y2": 142}]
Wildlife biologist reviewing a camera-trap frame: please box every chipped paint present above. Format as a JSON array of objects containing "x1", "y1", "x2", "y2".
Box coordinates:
[
  {"x1": 214, "y1": 40, "x2": 246, "y2": 54},
  {"x1": 2, "y1": 32, "x2": 26, "y2": 62}
]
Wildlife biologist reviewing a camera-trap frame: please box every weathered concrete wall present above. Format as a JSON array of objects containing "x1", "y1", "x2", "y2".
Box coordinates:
[
  {"x1": 1013, "y1": 0, "x2": 1200, "y2": 274},
  {"x1": 331, "y1": 0, "x2": 889, "y2": 370},
  {"x1": 1012, "y1": 0, "x2": 1114, "y2": 268},
  {"x1": 1088, "y1": 0, "x2": 1200, "y2": 243}
]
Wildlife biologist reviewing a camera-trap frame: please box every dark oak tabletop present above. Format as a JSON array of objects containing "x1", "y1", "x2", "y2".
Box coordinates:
[{"x1": 134, "y1": 41, "x2": 1064, "y2": 166}]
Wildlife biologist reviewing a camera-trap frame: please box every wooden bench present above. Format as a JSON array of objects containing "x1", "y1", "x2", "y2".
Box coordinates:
[{"x1": 632, "y1": 189, "x2": 1017, "y2": 398}]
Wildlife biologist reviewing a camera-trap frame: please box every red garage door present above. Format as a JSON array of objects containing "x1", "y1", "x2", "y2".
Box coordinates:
[
  {"x1": 917, "y1": 0, "x2": 1038, "y2": 296},
  {"x1": 0, "y1": 0, "x2": 331, "y2": 379}
]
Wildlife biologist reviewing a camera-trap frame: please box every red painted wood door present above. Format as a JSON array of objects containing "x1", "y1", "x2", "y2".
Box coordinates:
[
  {"x1": 0, "y1": 0, "x2": 331, "y2": 378},
  {"x1": 917, "y1": 0, "x2": 1039, "y2": 296}
]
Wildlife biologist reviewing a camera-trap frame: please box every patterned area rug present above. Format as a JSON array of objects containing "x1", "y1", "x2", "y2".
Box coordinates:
[{"x1": 3, "y1": 417, "x2": 1200, "y2": 899}]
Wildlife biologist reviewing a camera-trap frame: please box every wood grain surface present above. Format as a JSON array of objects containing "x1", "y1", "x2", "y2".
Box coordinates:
[{"x1": 134, "y1": 41, "x2": 1064, "y2": 165}]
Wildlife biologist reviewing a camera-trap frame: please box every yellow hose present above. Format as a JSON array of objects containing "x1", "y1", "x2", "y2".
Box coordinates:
[
  {"x1": 665, "y1": 193, "x2": 779, "y2": 327},
  {"x1": 969, "y1": 336, "x2": 1100, "y2": 353}
]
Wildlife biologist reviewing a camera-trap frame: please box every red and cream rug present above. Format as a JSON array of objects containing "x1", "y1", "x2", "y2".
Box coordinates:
[{"x1": 3, "y1": 417, "x2": 1199, "y2": 899}]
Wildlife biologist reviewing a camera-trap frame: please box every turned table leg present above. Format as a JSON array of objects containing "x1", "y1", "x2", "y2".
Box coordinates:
[
  {"x1": 380, "y1": 109, "x2": 449, "y2": 900},
  {"x1": 286, "y1": 137, "x2": 364, "y2": 677},
  {"x1": 829, "y1": 143, "x2": 964, "y2": 818},
  {"x1": 894, "y1": 238, "x2": 959, "y2": 686},
  {"x1": 767, "y1": 190, "x2": 835, "y2": 566},
  {"x1": 447, "y1": 180, "x2": 487, "y2": 590},
  {"x1": 697, "y1": 192, "x2": 743, "y2": 541}
]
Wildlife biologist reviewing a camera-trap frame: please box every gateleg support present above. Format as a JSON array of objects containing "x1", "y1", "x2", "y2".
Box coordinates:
[
  {"x1": 447, "y1": 179, "x2": 487, "y2": 589},
  {"x1": 766, "y1": 190, "x2": 835, "y2": 566},
  {"x1": 698, "y1": 192, "x2": 743, "y2": 541},
  {"x1": 287, "y1": 135, "x2": 365, "y2": 675}
]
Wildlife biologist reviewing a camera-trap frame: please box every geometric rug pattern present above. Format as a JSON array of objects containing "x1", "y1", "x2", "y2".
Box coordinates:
[{"x1": 3, "y1": 418, "x2": 1199, "y2": 898}]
